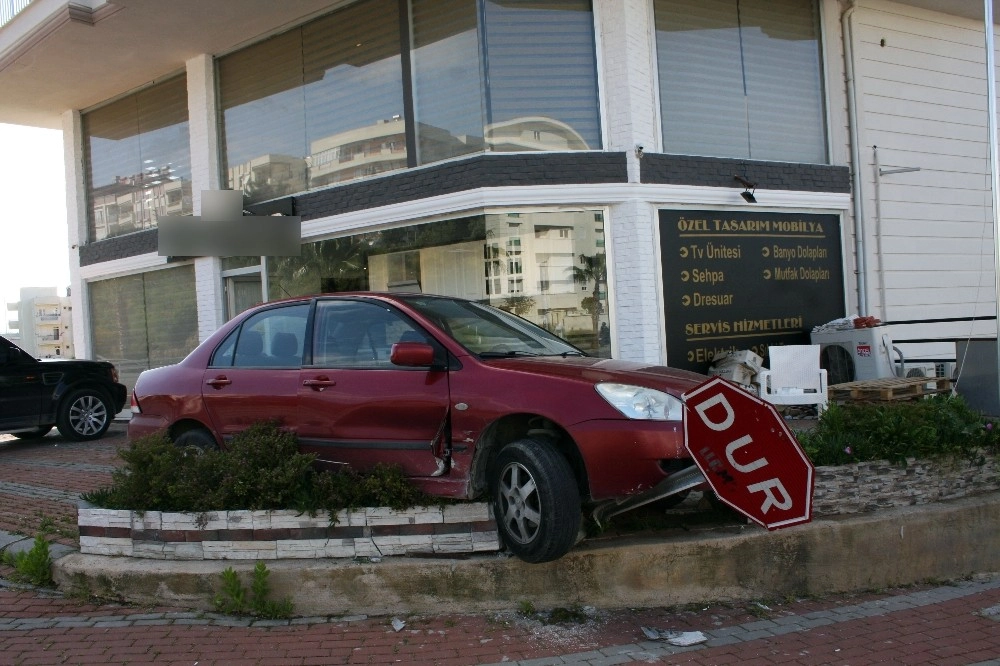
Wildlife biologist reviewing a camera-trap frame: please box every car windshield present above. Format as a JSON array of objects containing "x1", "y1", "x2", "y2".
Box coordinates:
[{"x1": 399, "y1": 296, "x2": 585, "y2": 358}]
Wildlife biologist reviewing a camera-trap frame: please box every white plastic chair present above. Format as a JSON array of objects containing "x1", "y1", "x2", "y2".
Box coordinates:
[{"x1": 757, "y1": 344, "x2": 828, "y2": 414}]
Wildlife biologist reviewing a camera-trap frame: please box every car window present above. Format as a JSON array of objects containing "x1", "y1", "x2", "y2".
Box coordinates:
[
  {"x1": 212, "y1": 304, "x2": 309, "y2": 368},
  {"x1": 311, "y1": 300, "x2": 428, "y2": 369},
  {"x1": 401, "y1": 296, "x2": 582, "y2": 357}
]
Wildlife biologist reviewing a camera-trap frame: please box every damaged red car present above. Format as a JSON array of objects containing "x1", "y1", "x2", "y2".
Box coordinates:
[{"x1": 128, "y1": 293, "x2": 705, "y2": 562}]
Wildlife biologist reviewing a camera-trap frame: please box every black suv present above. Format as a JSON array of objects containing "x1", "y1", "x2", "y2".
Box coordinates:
[{"x1": 0, "y1": 335, "x2": 127, "y2": 441}]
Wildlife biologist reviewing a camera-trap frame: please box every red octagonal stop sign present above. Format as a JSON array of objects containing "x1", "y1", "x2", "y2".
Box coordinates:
[{"x1": 683, "y1": 376, "x2": 814, "y2": 530}]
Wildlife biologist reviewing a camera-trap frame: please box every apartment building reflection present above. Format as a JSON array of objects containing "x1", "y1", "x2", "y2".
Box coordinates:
[
  {"x1": 90, "y1": 165, "x2": 191, "y2": 241},
  {"x1": 228, "y1": 116, "x2": 588, "y2": 202}
]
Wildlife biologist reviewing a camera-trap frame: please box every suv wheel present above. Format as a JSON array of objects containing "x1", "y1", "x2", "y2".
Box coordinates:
[
  {"x1": 56, "y1": 388, "x2": 112, "y2": 441},
  {"x1": 489, "y1": 438, "x2": 581, "y2": 563}
]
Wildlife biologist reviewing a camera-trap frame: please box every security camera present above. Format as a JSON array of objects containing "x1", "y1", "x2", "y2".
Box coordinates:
[{"x1": 635, "y1": 145, "x2": 644, "y2": 159}]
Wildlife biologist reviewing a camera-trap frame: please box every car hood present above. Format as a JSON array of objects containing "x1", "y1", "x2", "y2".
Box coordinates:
[{"x1": 481, "y1": 355, "x2": 707, "y2": 396}]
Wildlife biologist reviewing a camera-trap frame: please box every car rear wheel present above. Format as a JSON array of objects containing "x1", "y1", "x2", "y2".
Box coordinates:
[
  {"x1": 11, "y1": 426, "x2": 53, "y2": 440},
  {"x1": 173, "y1": 428, "x2": 219, "y2": 453},
  {"x1": 489, "y1": 438, "x2": 581, "y2": 563},
  {"x1": 56, "y1": 389, "x2": 112, "y2": 441}
]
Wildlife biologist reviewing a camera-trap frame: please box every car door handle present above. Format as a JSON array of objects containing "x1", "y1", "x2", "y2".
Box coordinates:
[
  {"x1": 205, "y1": 376, "x2": 232, "y2": 388},
  {"x1": 302, "y1": 377, "x2": 336, "y2": 391}
]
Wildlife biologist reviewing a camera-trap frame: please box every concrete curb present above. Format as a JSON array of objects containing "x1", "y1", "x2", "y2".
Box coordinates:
[
  {"x1": 0, "y1": 532, "x2": 76, "y2": 561},
  {"x1": 51, "y1": 490, "x2": 1000, "y2": 617}
]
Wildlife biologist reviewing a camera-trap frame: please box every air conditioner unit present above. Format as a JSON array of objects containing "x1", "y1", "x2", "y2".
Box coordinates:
[
  {"x1": 901, "y1": 362, "x2": 938, "y2": 379},
  {"x1": 936, "y1": 362, "x2": 957, "y2": 380},
  {"x1": 810, "y1": 326, "x2": 898, "y2": 385}
]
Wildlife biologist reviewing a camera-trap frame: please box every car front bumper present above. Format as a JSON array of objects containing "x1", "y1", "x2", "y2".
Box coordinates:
[{"x1": 568, "y1": 418, "x2": 689, "y2": 501}]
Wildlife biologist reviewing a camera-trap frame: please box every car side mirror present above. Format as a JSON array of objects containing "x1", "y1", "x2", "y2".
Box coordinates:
[{"x1": 390, "y1": 342, "x2": 436, "y2": 368}]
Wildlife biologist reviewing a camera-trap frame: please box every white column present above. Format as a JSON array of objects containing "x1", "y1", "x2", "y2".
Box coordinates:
[
  {"x1": 597, "y1": 0, "x2": 659, "y2": 182},
  {"x1": 606, "y1": 200, "x2": 665, "y2": 364},
  {"x1": 596, "y1": 0, "x2": 665, "y2": 363},
  {"x1": 62, "y1": 109, "x2": 91, "y2": 359},
  {"x1": 186, "y1": 53, "x2": 225, "y2": 341}
]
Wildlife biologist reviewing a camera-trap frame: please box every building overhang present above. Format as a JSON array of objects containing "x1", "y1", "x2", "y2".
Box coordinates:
[
  {"x1": 0, "y1": 0, "x2": 997, "y2": 129},
  {"x1": 0, "y1": 0, "x2": 343, "y2": 128}
]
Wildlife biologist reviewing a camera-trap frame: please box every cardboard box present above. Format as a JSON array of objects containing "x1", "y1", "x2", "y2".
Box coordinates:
[
  {"x1": 709, "y1": 364, "x2": 755, "y2": 386},
  {"x1": 711, "y1": 349, "x2": 764, "y2": 374}
]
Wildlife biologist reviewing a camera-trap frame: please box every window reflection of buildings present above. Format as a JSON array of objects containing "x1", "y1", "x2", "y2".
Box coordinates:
[
  {"x1": 364, "y1": 212, "x2": 602, "y2": 339},
  {"x1": 229, "y1": 116, "x2": 588, "y2": 204},
  {"x1": 484, "y1": 116, "x2": 590, "y2": 152},
  {"x1": 90, "y1": 165, "x2": 191, "y2": 241}
]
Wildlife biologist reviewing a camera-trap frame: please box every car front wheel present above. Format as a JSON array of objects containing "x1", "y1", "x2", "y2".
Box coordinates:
[
  {"x1": 56, "y1": 389, "x2": 112, "y2": 441},
  {"x1": 489, "y1": 438, "x2": 581, "y2": 563}
]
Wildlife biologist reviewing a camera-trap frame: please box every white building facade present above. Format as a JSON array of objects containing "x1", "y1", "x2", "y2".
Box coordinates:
[
  {"x1": 0, "y1": 0, "x2": 997, "y2": 394},
  {"x1": 5, "y1": 287, "x2": 74, "y2": 358}
]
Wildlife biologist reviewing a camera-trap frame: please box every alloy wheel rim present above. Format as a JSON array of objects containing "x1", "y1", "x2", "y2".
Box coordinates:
[
  {"x1": 69, "y1": 395, "x2": 107, "y2": 436},
  {"x1": 498, "y1": 462, "x2": 542, "y2": 544}
]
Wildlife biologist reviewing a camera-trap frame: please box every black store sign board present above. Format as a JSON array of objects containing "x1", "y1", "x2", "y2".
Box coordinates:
[{"x1": 659, "y1": 209, "x2": 845, "y2": 373}]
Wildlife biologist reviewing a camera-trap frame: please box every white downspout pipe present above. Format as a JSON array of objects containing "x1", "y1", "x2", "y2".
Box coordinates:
[
  {"x1": 842, "y1": 1, "x2": 868, "y2": 316},
  {"x1": 985, "y1": 0, "x2": 1000, "y2": 404}
]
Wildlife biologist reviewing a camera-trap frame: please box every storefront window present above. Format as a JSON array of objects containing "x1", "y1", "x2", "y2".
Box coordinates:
[
  {"x1": 218, "y1": 0, "x2": 602, "y2": 204},
  {"x1": 267, "y1": 210, "x2": 611, "y2": 356},
  {"x1": 84, "y1": 75, "x2": 193, "y2": 241},
  {"x1": 89, "y1": 265, "x2": 198, "y2": 392},
  {"x1": 654, "y1": 0, "x2": 826, "y2": 164}
]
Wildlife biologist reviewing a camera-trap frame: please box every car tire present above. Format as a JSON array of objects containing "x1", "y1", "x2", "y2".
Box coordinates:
[
  {"x1": 489, "y1": 438, "x2": 581, "y2": 563},
  {"x1": 173, "y1": 428, "x2": 219, "y2": 453},
  {"x1": 11, "y1": 426, "x2": 53, "y2": 440},
  {"x1": 56, "y1": 388, "x2": 112, "y2": 441}
]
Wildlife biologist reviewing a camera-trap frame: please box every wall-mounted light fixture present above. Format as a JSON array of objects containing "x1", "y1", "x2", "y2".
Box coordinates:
[{"x1": 734, "y1": 175, "x2": 757, "y2": 204}]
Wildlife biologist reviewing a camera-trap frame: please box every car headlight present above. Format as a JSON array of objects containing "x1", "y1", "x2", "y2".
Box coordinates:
[{"x1": 595, "y1": 383, "x2": 683, "y2": 421}]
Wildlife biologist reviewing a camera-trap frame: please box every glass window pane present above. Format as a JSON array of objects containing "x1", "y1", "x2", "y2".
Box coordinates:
[
  {"x1": 219, "y1": 0, "x2": 406, "y2": 203},
  {"x1": 219, "y1": 29, "x2": 308, "y2": 203},
  {"x1": 89, "y1": 273, "x2": 147, "y2": 390},
  {"x1": 482, "y1": 0, "x2": 602, "y2": 151},
  {"x1": 267, "y1": 210, "x2": 610, "y2": 356},
  {"x1": 656, "y1": 0, "x2": 748, "y2": 158},
  {"x1": 303, "y1": 0, "x2": 406, "y2": 187},
  {"x1": 89, "y1": 265, "x2": 197, "y2": 394},
  {"x1": 135, "y1": 76, "x2": 194, "y2": 229},
  {"x1": 741, "y1": 0, "x2": 825, "y2": 163},
  {"x1": 142, "y1": 265, "x2": 198, "y2": 369},
  {"x1": 234, "y1": 304, "x2": 309, "y2": 367},
  {"x1": 655, "y1": 0, "x2": 825, "y2": 163},
  {"x1": 410, "y1": 0, "x2": 485, "y2": 163},
  {"x1": 313, "y1": 299, "x2": 422, "y2": 368},
  {"x1": 84, "y1": 74, "x2": 192, "y2": 241}
]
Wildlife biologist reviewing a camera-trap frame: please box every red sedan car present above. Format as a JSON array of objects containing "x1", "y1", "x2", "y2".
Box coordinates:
[{"x1": 129, "y1": 293, "x2": 705, "y2": 562}]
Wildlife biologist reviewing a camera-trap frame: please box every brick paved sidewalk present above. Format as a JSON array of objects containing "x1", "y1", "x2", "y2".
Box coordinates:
[
  {"x1": 0, "y1": 575, "x2": 998, "y2": 664},
  {"x1": 0, "y1": 424, "x2": 126, "y2": 548},
  {"x1": 3, "y1": 424, "x2": 1000, "y2": 664}
]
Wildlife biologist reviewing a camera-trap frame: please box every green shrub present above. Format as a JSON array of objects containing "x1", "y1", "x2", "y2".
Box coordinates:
[
  {"x1": 82, "y1": 421, "x2": 431, "y2": 515},
  {"x1": 797, "y1": 395, "x2": 1000, "y2": 466},
  {"x1": 2, "y1": 535, "x2": 54, "y2": 587}
]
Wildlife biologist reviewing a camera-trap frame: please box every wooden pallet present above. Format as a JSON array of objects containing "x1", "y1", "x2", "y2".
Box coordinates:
[{"x1": 828, "y1": 376, "x2": 954, "y2": 402}]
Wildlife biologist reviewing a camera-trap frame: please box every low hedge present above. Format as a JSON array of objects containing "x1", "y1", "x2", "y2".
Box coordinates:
[
  {"x1": 82, "y1": 421, "x2": 430, "y2": 515},
  {"x1": 798, "y1": 395, "x2": 1000, "y2": 466}
]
